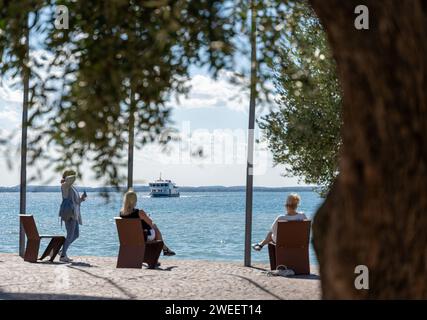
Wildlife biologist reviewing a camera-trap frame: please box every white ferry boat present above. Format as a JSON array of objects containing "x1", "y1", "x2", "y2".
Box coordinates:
[{"x1": 149, "y1": 174, "x2": 180, "y2": 198}]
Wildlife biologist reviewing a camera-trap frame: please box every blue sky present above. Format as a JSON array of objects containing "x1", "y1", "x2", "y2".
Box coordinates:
[
  {"x1": 0, "y1": 10, "x2": 305, "y2": 188},
  {"x1": 0, "y1": 65, "x2": 305, "y2": 187},
  {"x1": 0, "y1": 67, "x2": 297, "y2": 186}
]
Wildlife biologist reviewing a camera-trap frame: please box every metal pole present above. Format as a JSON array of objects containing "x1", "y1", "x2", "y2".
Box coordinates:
[
  {"x1": 244, "y1": 0, "x2": 257, "y2": 267},
  {"x1": 19, "y1": 19, "x2": 30, "y2": 257},
  {"x1": 127, "y1": 90, "x2": 135, "y2": 190}
]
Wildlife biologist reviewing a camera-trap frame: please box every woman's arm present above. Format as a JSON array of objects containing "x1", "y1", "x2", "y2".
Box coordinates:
[
  {"x1": 70, "y1": 186, "x2": 84, "y2": 204},
  {"x1": 138, "y1": 209, "x2": 154, "y2": 227},
  {"x1": 78, "y1": 195, "x2": 85, "y2": 204},
  {"x1": 79, "y1": 193, "x2": 86, "y2": 203},
  {"x1": 61, "y1": 176, "x2": 76, "y2": 198},
  {"x1": 270, "y1": 216, "x2": 280, "y2": 241},
  {"x1": 63, "y1": 175, "x2": 76, "y2": 187}
]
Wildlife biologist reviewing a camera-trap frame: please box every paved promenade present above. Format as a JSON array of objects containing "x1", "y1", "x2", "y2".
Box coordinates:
[{"x1": 0, "y1": 253, "x2": 321, "y2": 300}]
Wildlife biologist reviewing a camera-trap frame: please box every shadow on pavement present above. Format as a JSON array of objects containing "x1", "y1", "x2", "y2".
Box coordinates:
[
  {"x1": 250, "y1": 266, "x2": 320, "y2": 281},
  {"x1": 70, "y1": 262, "x2": 92, "y2": 267},
  {"x1": 156, "y1": 265, "x2": 178, "y2": 272},
  {"x1": 37, "y1": 260, "x2": 95, "y2": 268},
  {"x1": 66, "y1": 265, "x2": 136, "y2": 299},
  {"x1": 229, "y1": 274, "x2": 283, "y2": 300},
  {"x1": 248, "y1": 265, "x2": 268, "y2": 272},
  {"x1": 0, "y1": 291, "x2": 121, "y2": 300},
  {"x1": 289, "y1": 274, "x2": 321, "y2": 280},
  {"x1": 38, "y1": 260, "x2": 65, "y2": 265}
]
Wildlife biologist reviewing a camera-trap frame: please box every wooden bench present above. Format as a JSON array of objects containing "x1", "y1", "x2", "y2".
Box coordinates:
[
  {"x1": 268, "y1": 220, "x2": 311, "y2": 275},
  {"x1": 20, "y1": 215, "x2": 65, "y2": 263},
  {"x1": 115, "y1": 217, "x2": 164, "y2": 269}
]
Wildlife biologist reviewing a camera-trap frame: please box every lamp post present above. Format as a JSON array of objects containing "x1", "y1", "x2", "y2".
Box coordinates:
[
  {"x1": 19, "y1": 20, "x2": 30, "y2": 257},
  {"x1": 244, "y1": 0, "x2": 257, "y2": 267}
]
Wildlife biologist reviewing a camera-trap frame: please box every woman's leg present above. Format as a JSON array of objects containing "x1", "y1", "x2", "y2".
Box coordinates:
[
  {"x1": 259, "y1": 231, "x2": 273, "y2": 247},
  {"x1": 62, "y1": 219, "x2": 77, "y2": 257},
  {"x1": 152, "y1": 224, "x2": 163, "y2": 241},
  {"x1": 72, "y1": 222, "x2": 80, "y2": 244},
  {"x1": 152, "y1": 224, "x2": 174, "y2": 254},
  {"x1": 253, "y1": 231, "x2": 274, "y2": 251}
]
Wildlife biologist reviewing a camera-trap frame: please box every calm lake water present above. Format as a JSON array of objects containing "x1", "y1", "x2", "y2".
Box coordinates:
[{"x1": 0, "y1": 191, "x2": 323, "y2": 264}]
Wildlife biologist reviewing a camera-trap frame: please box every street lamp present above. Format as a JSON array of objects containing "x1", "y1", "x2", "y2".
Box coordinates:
[
  {"x1": 244, "y1": 0, "x2": 257, "y2": 267},
  {"x1": 19, "y1": 20, "x2": 30, "y2": 257}
]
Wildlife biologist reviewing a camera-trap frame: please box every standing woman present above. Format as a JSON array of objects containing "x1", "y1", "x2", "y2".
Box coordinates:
[{"x1": 59, "y1": 170, "x2": 87, "y2": 262}]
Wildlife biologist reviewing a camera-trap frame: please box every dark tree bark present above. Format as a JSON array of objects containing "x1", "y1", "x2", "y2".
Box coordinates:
[{"x1": 308, "y1": 0, "x2": 427, "y2": 298}]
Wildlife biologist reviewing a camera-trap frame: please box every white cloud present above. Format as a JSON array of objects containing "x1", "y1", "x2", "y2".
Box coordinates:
[
  {"x1": 0, "y1": 82, "x2": 21, "y2": 125},
  {"x1": 0, "y1": 83, "x2": 22, "y2": 104},
  {"x1": 170, "y1": 71, "x2": 250, "y2": 113},
  {"x1": 0, "y1": 48, "x2": 57, "y2": 126},
  {"x1": 0, "y1": 109, "x2": 19, "y2": 123}
]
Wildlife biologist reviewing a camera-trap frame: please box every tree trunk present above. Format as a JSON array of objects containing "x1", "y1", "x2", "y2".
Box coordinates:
[{"x1": 309, "y1": 0, "x2": 427, "y2": 298}]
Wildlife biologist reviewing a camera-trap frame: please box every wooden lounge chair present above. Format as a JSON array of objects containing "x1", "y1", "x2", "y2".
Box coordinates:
[
  {"x1": 268, "y1": 220, "x2": 311, "y2": 275},
  {"x1": 19, "y1": 215, "x2": 65, "y2": 263},
  {"x1": 115, "y1": 217, "x2": 164, "y2": 269}
]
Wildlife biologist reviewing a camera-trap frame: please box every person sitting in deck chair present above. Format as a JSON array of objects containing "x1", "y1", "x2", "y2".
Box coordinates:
[
  {"x1": 252, "y1": 193, "x2": 307, "y2": 251},
  {"x1": 119, "y1": 189, "x2": 175, "y2": 256}
]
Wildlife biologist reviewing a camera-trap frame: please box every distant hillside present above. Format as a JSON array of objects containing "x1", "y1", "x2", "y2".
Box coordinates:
[{"x1": 0, "y1": 185, "x2": 317, "y2": 193}]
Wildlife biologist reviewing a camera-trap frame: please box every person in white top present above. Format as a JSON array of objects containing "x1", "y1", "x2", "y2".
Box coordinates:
[{"x1": 253, "y1": 193, "x2": 307, "y2": 251}]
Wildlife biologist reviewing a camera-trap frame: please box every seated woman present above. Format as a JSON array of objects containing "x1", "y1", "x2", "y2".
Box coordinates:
[
  {"x1": 252, "y1": 193, "x2": 307, "y2": 251},
  {"x1": 120, "y1": 189, "x2": 175, "y2": 256}
]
